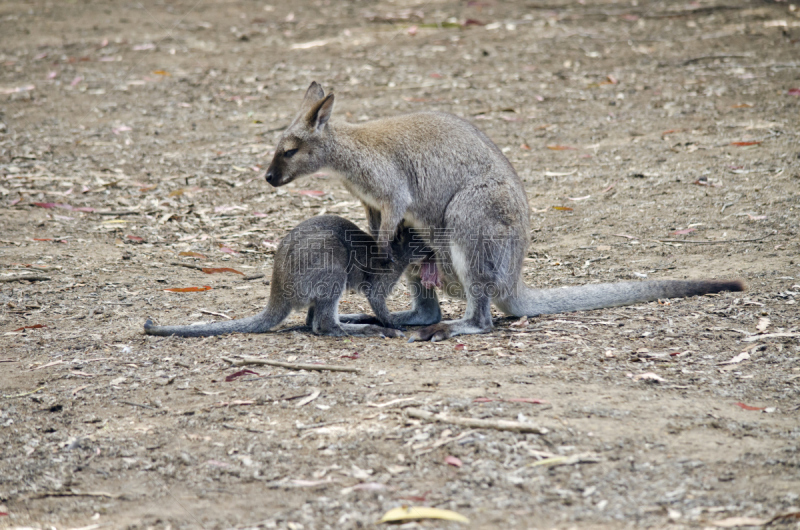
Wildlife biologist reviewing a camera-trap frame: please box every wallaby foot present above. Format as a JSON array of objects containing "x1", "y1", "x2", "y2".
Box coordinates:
[
  {"x1": 408, "y1": 293, "x2": 492, "y2": 342},
  {"x1": 407, "y1": 319, "x2": 490, "y2": 342},
  {"x1": 313, "y1": 320, "x2": 404, "y2": 338}
]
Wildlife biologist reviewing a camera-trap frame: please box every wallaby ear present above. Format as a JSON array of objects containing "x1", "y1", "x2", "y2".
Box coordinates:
[
  {"x1": 307, "y1": 93, "x2": 335, "y2": 131},
  {"x1": 302, "y1": 81, "x2": 325, "y2": 107}
]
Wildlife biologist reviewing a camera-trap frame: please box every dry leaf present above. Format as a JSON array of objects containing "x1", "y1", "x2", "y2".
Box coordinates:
[
  {"x1": 734, "y1": 402, "x2": 764, "y2": 411},
  {"x1": 225, "y1": 369, "x2": 259, "y2": 382},
  {"x1": 719, "y1": 351, "x2": 750, "y2": 365},
  {"x1": 546, "y1": 145, "x2": 577, "y2": 150},
  {"x1": 444, "y1": 455, "x2": 463, "y2": 467},
  {"x1": 378, "y1": 506, "x2": 469, "y2": 524},
  {"x1": 633, "y1": 372, "x2": 666, "y2": 382},
  {"x1": 552, "y1": 206, "x2": 573, "y2": 211},
  {"x1": 13, "y1": 324, "x2": 46, "y2": 332},
  {"x1": 164, "y1": 286, "x2": 212, "y2": 292},
  {"x1": 756, "y1": 317, "x2": 770, "y2": 333},
  {"x1": 202, "y1": 267, "x2": 244, "y2": 275}
]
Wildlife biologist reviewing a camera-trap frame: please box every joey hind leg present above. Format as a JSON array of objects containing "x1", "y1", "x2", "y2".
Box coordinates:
[
  {"x1": 340, "y1": 323, "x2": 404, "y2": 338},
  {"x1": 312, "y1": 298, "x2": 403, "y2": 338},
  {"x1": 338, "y1": 270, "x2": 442, "y2": 327}
]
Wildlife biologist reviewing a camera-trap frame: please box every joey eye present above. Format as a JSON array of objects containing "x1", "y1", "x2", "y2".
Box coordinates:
[{"x1": 283, "y1": 148, "x2": 298, "y2": 159}]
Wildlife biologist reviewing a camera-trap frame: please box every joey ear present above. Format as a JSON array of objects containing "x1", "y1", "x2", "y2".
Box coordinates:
[
  {"x1": 302, "y1": 81, "x2": 325, "y2": 106},
  {"x1": 307, "y1": 93, "x2": 335, "y2": 131}
]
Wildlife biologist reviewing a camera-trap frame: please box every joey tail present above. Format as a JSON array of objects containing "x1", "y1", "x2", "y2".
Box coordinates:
[
  {"x1": 144, "y1": 295, "x2": 291, "y2": 337},
  {"x1": 503, "y1": 279, "x2": 746, "y2": 317}
]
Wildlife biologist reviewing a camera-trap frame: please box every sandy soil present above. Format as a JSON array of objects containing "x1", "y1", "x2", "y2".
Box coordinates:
[{"x1": 1, "y1": 0, "x2": 799, "y2": 528}]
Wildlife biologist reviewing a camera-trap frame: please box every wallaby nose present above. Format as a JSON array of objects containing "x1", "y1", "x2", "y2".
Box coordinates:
[{"x1": 265, "y1": 169, "x2": 274, "y2": 184}]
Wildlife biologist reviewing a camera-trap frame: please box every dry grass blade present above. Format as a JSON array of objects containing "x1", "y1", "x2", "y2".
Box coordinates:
[{"x1": 221, "y1": 356, "x2": 361, "y2": 373}]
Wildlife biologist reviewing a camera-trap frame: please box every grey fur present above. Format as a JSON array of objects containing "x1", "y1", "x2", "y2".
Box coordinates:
[
  {"x1": 144, "y1": 215, "x2": 421, "y2": 338},
  {"x1": 264, "y1": 82, "x2": 745, "y2": 342}
]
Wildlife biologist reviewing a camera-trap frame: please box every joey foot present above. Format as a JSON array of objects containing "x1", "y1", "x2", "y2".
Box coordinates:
[
  {"x1": 407, "y1": 322, "x2": 453, "y2": 343},
  {"x1": 379, "y1": 327, "x2": 405, "y2": 338}
]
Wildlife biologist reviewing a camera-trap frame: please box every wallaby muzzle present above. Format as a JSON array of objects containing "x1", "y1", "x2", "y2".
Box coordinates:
[{"x1": 264, "y1": 158, "x2": 283, "y2": 186}]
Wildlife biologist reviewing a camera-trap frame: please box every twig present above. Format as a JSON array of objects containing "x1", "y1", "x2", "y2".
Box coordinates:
[
  {"x1": 222, "y1": 423, "x2": 265, "y2": 433},
  {"x1": 244, "y1": 273, "x2": 266, "y2": 281},
  {"x1": 406, "y1": 408, "x2": 549, "y2": 434},
  {"x1": 681, "y1": 53, "x2": 751, "y2": 66},
  {"x1": 222, "y1": 356, "x2": 361, "y2": 373},
  {"x1": 171, "y1": 261, "x2": 205, "y2": 271},
  {"x1": 117, "y1": 400, "x2": 155, "y2": 410},
  {"x1": 199, "y1": 309, "x2": 232, "y2": 320},
  {"x1": 653, "y1": 233, "x2": 774, "y2": 245},
  {"x1": 527, "y1": 453, "x2": 601, "y2": 467},
  {"x1": 0, "y1": 274, "x2": 50, "y2": 283},
  {"x1": 296, "y1": 419, "x2": 348, "y2": 431},
  {"x1": 26, "y1": 490, "x2": 120, "y2": 500},
  {"x1": 94, "y1": 210, "x2": 140, "y2": 216},
  {"x1": 295, "y1": 388, "x2": 321, "y2": 408},
  {"x1": 0, "y1": 359, "x2": 19, "y2": 363}
]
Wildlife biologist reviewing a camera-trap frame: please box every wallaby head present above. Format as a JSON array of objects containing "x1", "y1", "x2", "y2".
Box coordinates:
[{"x1": 265, "y1": 81, "x2": 335, "y2": 187}]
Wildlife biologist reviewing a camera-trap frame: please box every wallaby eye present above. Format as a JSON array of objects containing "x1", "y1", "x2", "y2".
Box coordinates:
[{"x1": 283, "y1": 148, "x2": 298, "y2": 159}]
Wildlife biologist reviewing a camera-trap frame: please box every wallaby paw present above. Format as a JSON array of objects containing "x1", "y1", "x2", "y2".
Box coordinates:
[{"x1": 408, "y1": 323, "x2": 452, "y2": 343}]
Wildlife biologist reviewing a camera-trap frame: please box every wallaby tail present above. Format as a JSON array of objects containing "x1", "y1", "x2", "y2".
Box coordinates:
[
  {"x1": 502, "y1": 279, "x2": 746, "y2": 317},
  {"x1": 144, "y1": 298, "x2": 291, "y2": 337}
]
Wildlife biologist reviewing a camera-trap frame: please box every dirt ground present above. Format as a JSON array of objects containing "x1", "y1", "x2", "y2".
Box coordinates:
[{"x1": 1, "y1": 0, "x2": 799, "y2": 528}]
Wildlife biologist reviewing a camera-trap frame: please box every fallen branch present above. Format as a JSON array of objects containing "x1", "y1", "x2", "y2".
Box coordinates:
[
  {"x1": 221, "y1": 356, "x2": 361, "y2": 373},
  {"x1": 653, "y1": 233, "x2": 774, "y2": 245},
  {"x1": 0, "y1": 274, "x2": 50, "y2": 283},
  {"x1": 27, "y1": 490, "x2": 120, "y2": 500},
  {"x1": 117, "y1": 400, "x2": 156, "y2": 410},
  {"x1": 406, "y1": 407, "x2": 548, "y2": 434},
  {"x1": 528, "y1": 453, "x2": 601, "y2": 467},
  {"x1": 742, "y1": 332, "x2": 800, "y2": 343}
]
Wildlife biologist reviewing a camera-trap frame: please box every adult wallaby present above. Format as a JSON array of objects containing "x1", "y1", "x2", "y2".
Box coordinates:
[
  {"x1": 144, "y1": 215, "x2": 424, "y2": 338},
  {"x1": 263, "y1": 82, "x2": 744, "y2": 342}
]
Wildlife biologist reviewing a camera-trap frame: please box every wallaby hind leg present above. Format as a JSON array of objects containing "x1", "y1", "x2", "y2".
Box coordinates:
[
  {"x1": 339, "y1": 271, "x2": 442, "y2": 326},
  {"x1": 305, "y1": 306, "x2": 315, "y2": 327},
  {"x1": 408, "y1": 207, "x2": 521, "y2": 342}
]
